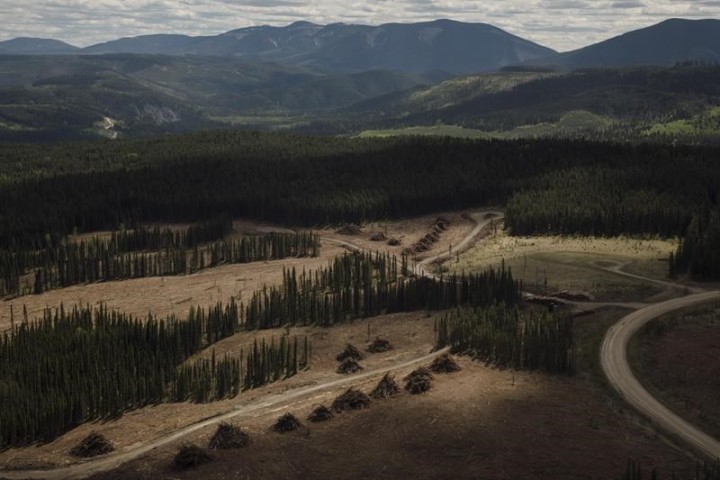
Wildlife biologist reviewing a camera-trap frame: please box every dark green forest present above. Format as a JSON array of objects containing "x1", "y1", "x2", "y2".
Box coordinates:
[
  {"x1": 0, "y1": 254, "x2": 518, "y2": 448},
  {"x1": 2, "y1": 131, "x2": 720, "y2": 253}
]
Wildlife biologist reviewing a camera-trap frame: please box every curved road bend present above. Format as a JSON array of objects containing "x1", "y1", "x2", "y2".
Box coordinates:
[{"x1": 601, "y1": 291, "x2": 720, "y2": 460}]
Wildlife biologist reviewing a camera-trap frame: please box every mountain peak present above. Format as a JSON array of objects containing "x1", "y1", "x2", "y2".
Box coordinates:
[
  {"x1": 0, "y1": 37, "x2": 79, "y2": 55},
  {"x1": 535, "y1": 18, "x2": 720, "y2": 69}
]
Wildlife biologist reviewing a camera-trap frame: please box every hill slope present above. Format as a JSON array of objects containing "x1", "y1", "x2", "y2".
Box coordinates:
[
  {"x1": 82, "y1": 20, "x2": 556, "y2": 74},
  {"x1": 0, "y1": 38, "x2": 79, "y2": 55},
  {"x1": 549, "y1": 19, "x2": 720, "y2": 69}
]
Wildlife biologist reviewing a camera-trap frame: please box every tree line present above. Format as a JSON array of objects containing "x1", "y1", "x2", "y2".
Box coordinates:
[
  {"x1": 435, "y1": 304, "x2": 575, "y2": 374},
  {"x1": 240, "y1": 252, "x2": 521, "y2": 330},
  {"x1": 0, "y1": 228, "x2": 319, "y2": 298},
  {"x1": 0, "y1": 300, "x2": 309, "y2": 448},
  {"x1": 672, "y1": 208, "x2": 720, "y2": 280},
  {"x1": 3, "y1": 132, "x2": 720, "y2": 252}
]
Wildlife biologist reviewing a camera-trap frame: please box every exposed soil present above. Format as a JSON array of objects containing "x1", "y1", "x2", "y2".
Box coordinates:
[
  {"x1": 633, "y1": 312, "x2": 720, "y2": 440},
  {"x1": 1, "y1": 213, "x2": 475, "y2": 333},
  {"x1": 0, "y1": 312, "x2": 436, "y2": 470},
  {"x1": 88, "y1": 357, "x2": 693, "y2": 480}
]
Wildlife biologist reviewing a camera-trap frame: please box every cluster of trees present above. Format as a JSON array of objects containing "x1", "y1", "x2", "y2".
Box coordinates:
[
  {"x1": 672, "y1": 208, "x2": 720, "y2": 280},
  {"x1": 172, "y1": 336, "x2": 310, "y2": 403},
  {"x1": 0, "y1": 229, "x2": 318, "y2": 298},
  {"x1": 0, "y1": 132, "x2": 720, "y2": 249},
  {"x1": 4, "y1": 131, "x2": 720, "y2": 253},
  {"x1": 505, "y1": 165, "x2": 700, "y2": 237},
  {"x1": 241, "y1": 252, "x2": 520, "y2": 329},
  {"x1": 0, "y1": 300, "x2": 244, "y2": 447},
  {"x1": 435, "y1": 305, "x2": 575, "y2": 374},
  {"x1": 620, "y1": 459, "x2": 720, "y2": 480}
]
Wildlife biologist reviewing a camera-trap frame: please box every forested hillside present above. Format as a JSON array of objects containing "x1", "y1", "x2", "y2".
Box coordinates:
[{"x1": 2, "y1": 131, "x2": 719, "y2": 253}]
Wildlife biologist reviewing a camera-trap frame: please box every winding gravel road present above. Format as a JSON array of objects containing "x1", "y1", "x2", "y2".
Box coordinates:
[
  {"x1": 1, "y1": 212, "x2": 501, "y2": 480},
  {"x1": 600, "y1": 291, "x2": 720, "y2": 460}
]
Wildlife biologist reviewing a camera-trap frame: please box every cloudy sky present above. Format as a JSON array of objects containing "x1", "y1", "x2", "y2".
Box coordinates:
[{"x1": 1, "y1": 0, "x2": 718, "y2": 51}]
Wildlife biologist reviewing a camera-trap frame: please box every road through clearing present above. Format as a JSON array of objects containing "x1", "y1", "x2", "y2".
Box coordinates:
[
  {"x1": 0, "y1": 347, "x2": 449, "y2": 480},
  {"x1": 601, "y1": 291, "x2": 720, "y2": 460},
  {"x1": 1, "y1": 211, "x2": 501, "y2": 480}
]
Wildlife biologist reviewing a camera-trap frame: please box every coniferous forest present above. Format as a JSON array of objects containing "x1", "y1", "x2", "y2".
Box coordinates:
[
  {"x1": 2, "y1": 129, "x2": 720, "y2": 451},
  {"x1": 2, "y1": 132, "x2": 720, "y2": 252}
]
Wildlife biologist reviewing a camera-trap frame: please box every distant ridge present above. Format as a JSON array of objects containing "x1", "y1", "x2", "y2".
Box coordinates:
[
  {"x1": 543, "y1": 19, "x2": 720, "y2": 69},
  {"x1": 0, "y1": 37, "x2": 79, "y2": 55},
  {"x1": 5, "y1": 20, "x2": 557, "y2": 75}
]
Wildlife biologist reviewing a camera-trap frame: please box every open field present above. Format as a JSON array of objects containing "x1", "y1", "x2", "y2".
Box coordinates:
[
  {"x1": 0, "y1": 213, "x2": 475, "y2": 332},
  {"x1": 0, "y1": 210, "x2": 710, "y2": 479},
  {"x1": 90, "y1": 346, "x2": 693, "y2": 480},
  {"x1": 358, "y1": 111, "x2": 614, "y2": 140},
  {"x1": 453, "y1": 225, "x2": 680, "y2": 302},
  {"x1": 630, "y1": 302, "x2": 720, "y2": 440}
]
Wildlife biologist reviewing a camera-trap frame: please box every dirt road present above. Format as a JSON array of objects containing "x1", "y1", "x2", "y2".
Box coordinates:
[
  {"x1": 0, "y1": 347, "x2": 449, "y2": 480},
  {"x1": 414, "y1": 210, "x2": 503, "y2": 278},
  {"x1": 600, "y1": 291, "x2": 720, "y2": 460},
  {"x1": 1, "y1": 211, "x2": 500, "y2": 480}
]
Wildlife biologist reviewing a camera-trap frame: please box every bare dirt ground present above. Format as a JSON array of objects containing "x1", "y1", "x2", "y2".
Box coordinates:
[
  {"x1": 90, "y1": 355, "x2": 693, "y2": 480},
  {"x1": 0, "y1": 213, "x2": 474, "y2": 333},
  {"x1": 454, "y1": 224, "x2": 682, "y2": 303},
  {"x1": 631, "y1": 304, "x2": 720, "y2": 440},
  {"x1": 0, "y1": 312, "x2": 436, "y2": 470},
  {"x1": 1, "y1": 211, "x2": 703, "y2": 479}
]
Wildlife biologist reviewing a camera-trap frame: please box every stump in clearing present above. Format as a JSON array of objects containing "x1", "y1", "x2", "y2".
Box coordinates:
[
  {"x1": 404, "y1": 367, "x2": 433, "y2": 394},
  {"x1": 69, "y1": 432, "x2": 114, "y2": 458},
  {"x1": 430, "y1": 353, "x2": 462, "y2": 373},
  {"x1": 308, "y1": 405, "x2": 334, "y2": 423},
  {"x1": 367, "y1": 337, "x2": 393, "y2": 353},
  {"x1": 208, "y1": 422, "x2": 251, "y2": 450},
  {"x1": 337, "y1": 358, "x2": 363, "y2": 374},
  {"x1": 332, "y1": 388, "x2": 371, "y2": 412},
  {"x1": 336, "y1": 343, "x2": 366, "y2": 362},
  {"x1": 173, "y1": 444, "x2": 212, "y2": 470},
  {"x1": 273, "y1": 413, "x2": 302, "y2": 433},
  {"x1": 370, "y1": 373, "x2": 400, "y2": 399}
]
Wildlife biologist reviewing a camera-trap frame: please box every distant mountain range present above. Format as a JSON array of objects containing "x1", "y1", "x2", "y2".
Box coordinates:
[
  {"x1": 0, "y1": 18, "x2": 719, "y2": 142},
  {"x1": 2, "y1": 20, "x2": 557, "y2": 74},
  {"x1": 0, "y1": 20, "x2": 556, "y2": 74},
  {"x1": 1, "y1": 18, "x2": 719, "y2": 74}
]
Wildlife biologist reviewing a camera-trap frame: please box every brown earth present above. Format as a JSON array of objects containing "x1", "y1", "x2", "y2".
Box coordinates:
[
  {"x1": 633, "y1": 308, "x2": 720, "y2": 440},
  {"x1": 88, "y1": 356, "x2": 693, "y2": 480},
  {"x1": 0, "y1": 211, "x2": 700, "y2": 479},
  {"x1": 0, "y1": 213, "x2": 475, "y2": 333}
]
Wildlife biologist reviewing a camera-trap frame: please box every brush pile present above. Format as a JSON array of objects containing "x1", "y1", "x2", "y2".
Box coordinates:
[
  {"x1": 367, "y1": 337, "x2": 393, "y2": 353},
  {"x1": 430, "y1": 354, "x2": 462, "y2": 373},
  {"x1": 173, "y1": 444, "x2": 212, "y2": 470},
  {"x1": 336, "y1": 343, "x2": 365, "y2": 361},
  {"x1": 69, "y1": 432, "x2": 114, "y2": 458},
  {"x1": 208, "y1": 422, "x2": 251, "y2": 450},
  {"x1": 332, "y1": 388, "x2": 371, "y2": 412},
  {"x1": 308, "y1": 405, "x2": 334, "y2": 422},
  {"x1": 405, "y1": 218, "x2": 451, "y2": 254},
  {"x1": 369, "y1": 232, "x2": 387, "y2": 242},
  {"x1": 404, "y1": 367, "x2": 433, "y2": 394},
  {"x1": 273, "y1": 413, "x2": 302, "y2": 433},
  {"x1": 387, "y1": 238, "x2": 402, "y2": 246},
  {"x1": 337, "y1": 358, "x2": 363, "y2": 374},
  {"x1": 370, "y1": 373, "x2": 400, "y2": 399}
]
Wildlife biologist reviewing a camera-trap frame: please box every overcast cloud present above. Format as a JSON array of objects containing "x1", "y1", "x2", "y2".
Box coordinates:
[{"x1": 1, "y1": 0, "x2": 718, "y2": 52}]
